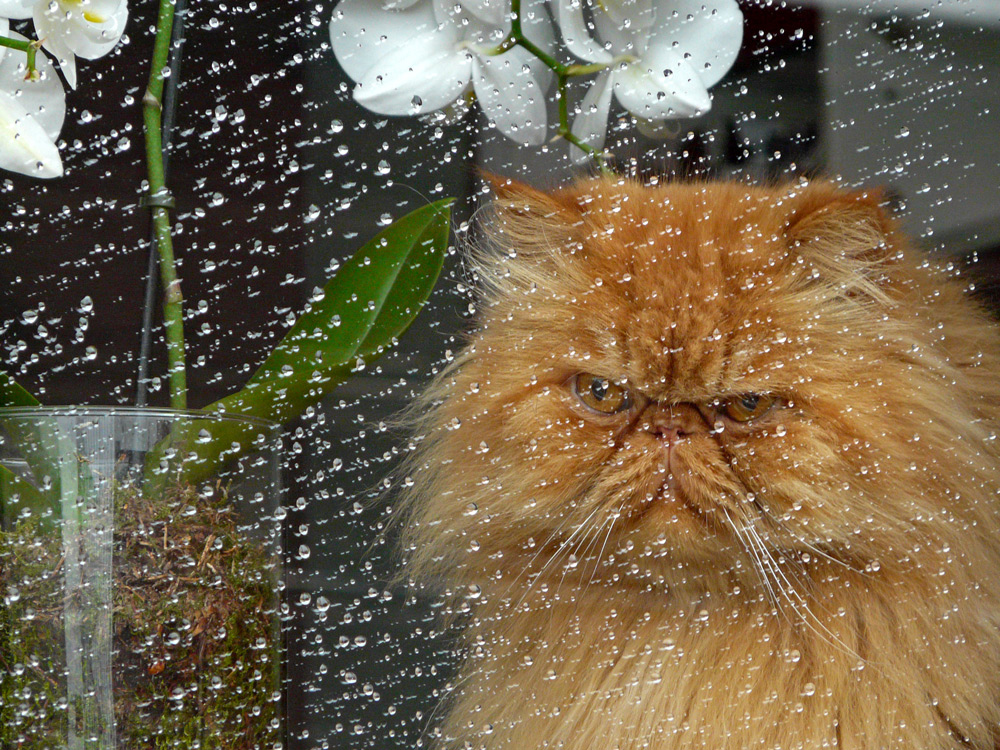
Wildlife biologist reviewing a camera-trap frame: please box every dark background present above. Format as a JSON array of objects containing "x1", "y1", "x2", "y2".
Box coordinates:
[{"x1": 2, "y1": 1, "x2": 998, "y2": 747}]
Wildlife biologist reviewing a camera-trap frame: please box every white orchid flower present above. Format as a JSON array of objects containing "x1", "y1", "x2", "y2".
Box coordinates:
[
  {"x1": 382, "y1": 0, "x2": 507, "y2": 25},
  {"x1": 33, "y1": 0, "x2": 129, "y2": 89},
  {"x1": 0, "y1": 29, "x2": 66, "y2": 178},
  {"x1": 330, "y1": 0, "x2": 555, "y2": 146},
  {"x1": 559, "y1": 0, "x2": 743, "y2": 162},
  {"x1": 0, "y1": 0, "x2": 33, "y2": 19}
]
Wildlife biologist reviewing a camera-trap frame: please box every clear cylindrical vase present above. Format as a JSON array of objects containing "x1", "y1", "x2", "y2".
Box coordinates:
[{"x1": 0, "y1": 407, "x2": 283, "y2": 750}]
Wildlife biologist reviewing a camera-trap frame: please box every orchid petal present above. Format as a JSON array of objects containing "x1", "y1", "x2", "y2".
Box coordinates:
[
  {"x1": 555, "y1": 0, "x2": 613, "y2": 64},
  {"x1": 520, "y1": 0, "x2": 556, "y2": 55},
  {"x1": 506, "y1": 0, "x2": 556, "y2": 92},
  {"x1": 0, "y1": 89, "x2": 62, "y2": 178},
  {"x1": 600, "y1": 0, "x2": 654, "y2": 30},
  {"x1": 354, "y1": 39, "x2": 472, "y2": 116},
  {"x1": 647, "y1": 0, "x2": 743, "y2": 88},
  {"x1": 34, "y1": 0, "x2": 128, "y2": 61},
  {"x1": 330, "y1": 0, "x2": 448, "y2": 82},
  {"x1": 592, "y1": 3, "x2": 636, "y2": 55},
  {"x1": 569, "y1": 69, "x2": 613, "y2": 164},
  {"x1": 457, "y1": 0, "x2": 508, "y2": 27},
  {"x1": 39, "y1": 32, "x2": 77, "y2": 89},
  {"x1": 0, "y1": 18, "x2": 8, "y2": 65},
  {"x1": 423, "y1": 90, "x2": 474, "y2": 127},
  {"x1": 0, "y1": 30, "x2": 66, "y2": 141},
  {"x1": 381, "y1": 0, "x2": 424, "y2": 8},
  {"x1": 498, "y1": 41, "x2": 555, "y2": 98},
  {"x1": 612, "y1": 55, "x2": 710, "y2": 120},
  {"x1": 472, "y1": 53, "x2": 547, "y2": 145},
  {"x1": 0, "y1": 0, "x2": 33, "y2": 19},
  {"x1": 433, "y1": 0, "x2": 507, "y2": 43},
  {"x1": 636, "y1": 116, "x2": 679, "y2": 139}
]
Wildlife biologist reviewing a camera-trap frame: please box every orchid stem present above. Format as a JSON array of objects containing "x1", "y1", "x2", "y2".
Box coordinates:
[
  {"x1": 0, "y1": 35, "x2": 40, "y2": 79},
  {"x1": 506, "y1": 0, "x2": 612, "y2": 172},
  {"x1": 142, "y1": 0, "x2": 187, "y2": 409}
]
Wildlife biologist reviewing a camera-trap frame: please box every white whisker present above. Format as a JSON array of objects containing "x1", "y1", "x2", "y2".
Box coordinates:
[{"x1": 737, "y1": 509, "x2": 863, "y2": 662}]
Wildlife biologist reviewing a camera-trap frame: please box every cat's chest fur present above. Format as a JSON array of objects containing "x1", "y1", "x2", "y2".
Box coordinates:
[{"x1": 439, "y1": 571, "x2": 1000, "y2": 750}]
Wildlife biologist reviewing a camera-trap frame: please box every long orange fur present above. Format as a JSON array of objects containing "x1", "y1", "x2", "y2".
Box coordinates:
[{"x1": 397, "y1": 176, "x2": 1000, "y2": 749}]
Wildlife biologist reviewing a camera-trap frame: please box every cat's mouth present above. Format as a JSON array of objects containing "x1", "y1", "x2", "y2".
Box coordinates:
[
  {"x1": 631, "y1": 448, "x2": 720, "y2": 533},
  {"x1": 652, "y1": 474, "x2": 716, "y2": 529}
]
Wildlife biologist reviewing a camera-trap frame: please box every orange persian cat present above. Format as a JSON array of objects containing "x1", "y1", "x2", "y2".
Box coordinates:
[{"x1": 397, "y1": 176, "x2": 1000, "y2": 749}]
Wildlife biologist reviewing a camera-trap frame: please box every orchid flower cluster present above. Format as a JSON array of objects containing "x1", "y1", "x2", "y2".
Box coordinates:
[
  {"x1": 0, "y1": 0, "x2": 128, "y2": 179},
  {"x1": 329, "y1": 0, "x2": 744, "y2": 164}
]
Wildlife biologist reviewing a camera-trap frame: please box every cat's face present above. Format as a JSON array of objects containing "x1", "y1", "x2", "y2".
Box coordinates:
[{"x1": 402, "y1": 177, "x2": 999, "y2": 590}]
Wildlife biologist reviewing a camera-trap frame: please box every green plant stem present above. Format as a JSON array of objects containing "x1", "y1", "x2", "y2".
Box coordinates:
[
  {"x1": 0, "y1": 35, "x2": 40, "y2": 79},
  {"x1": 142, "y1": 0, "x2": 186, "y2": 409},
  {"x1": 504, "y1": 0, "x2": 612, "y2": 172}
]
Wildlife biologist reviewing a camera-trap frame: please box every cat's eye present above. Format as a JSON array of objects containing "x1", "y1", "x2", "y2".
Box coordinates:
[
  {"x1": 720, "y1": 393, "x2": 777, "y2": 422},
  {"x1": 572, "y1": 374, "x2": 632, "y2": 414}
]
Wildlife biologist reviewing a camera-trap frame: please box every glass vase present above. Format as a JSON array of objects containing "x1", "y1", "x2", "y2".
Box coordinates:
[{"x1": 0, "y1": 407, "x2": 284, "y2": 750}]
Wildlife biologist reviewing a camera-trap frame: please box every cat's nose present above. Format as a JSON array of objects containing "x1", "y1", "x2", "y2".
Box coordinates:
[{"x1": 645, "y1": 403, "x2": 706, "y2": 443}]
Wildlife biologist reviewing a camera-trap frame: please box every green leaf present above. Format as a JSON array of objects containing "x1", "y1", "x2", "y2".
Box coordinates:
[
  {"x1": 0, "y1": 372, "x2": 61, "y2": 530},
  {"x1": 214, "y1": 197, "x2": 452, "y2": 421},
  {"x1": 0, "y1": 371, "x2": 41, "y2": 408},
  {"x1": 0, "y1": 462, "x2": 49, "y2": 529},
  {"x1": 144, "y1": 198, "x2": 453, "y2": 485}
]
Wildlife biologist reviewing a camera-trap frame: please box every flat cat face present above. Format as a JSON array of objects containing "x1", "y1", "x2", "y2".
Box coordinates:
[{"x1": 400, "y1": 177, "x2": 1000, "y2": 593}]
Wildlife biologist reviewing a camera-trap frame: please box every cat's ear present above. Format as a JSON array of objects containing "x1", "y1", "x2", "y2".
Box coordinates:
[
  {"x1": 481, "y1": 174, "x2": 582, "y2": 256},
  {"x1": 785, "y1": 182, "x2": 900, "y2": 305}
]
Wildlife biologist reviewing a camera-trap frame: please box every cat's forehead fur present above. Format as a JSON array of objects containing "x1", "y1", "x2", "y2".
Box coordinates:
[{"x1": 482, "y1": 177, "x2": 877, "y2": 402}]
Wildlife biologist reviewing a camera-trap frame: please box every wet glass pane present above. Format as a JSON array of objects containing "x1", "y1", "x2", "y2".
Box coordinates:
[{"x1": 2, "y1": 1, "x2": 999, "y2": 748}]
